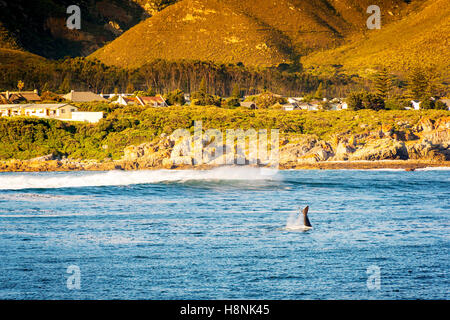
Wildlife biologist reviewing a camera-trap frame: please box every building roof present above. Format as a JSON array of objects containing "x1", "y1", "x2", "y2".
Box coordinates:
[
  {"x1": 0, "y1": 103, "x2": 76, "y2": 110},
  {"x1": 61, "y1": 91, "x2": 107, "y2": 102},
  {"x1": 19, "y1": 92, "x2": 41, "y2": 101},
  {"x1": 123, "y1": 97, "x2": 140, "y2": 104},
  {"x1": 240, "y1": 101, "x2": 257, "y2": 108},
  {"x1": 0, "y1": 91, "x2": 41, "y2": 103},
  {"x1": 440, "y1": 98, "x2": 450, "y2": 105},
  {"x1": 139, "y1": 96, "x2": 166, "y2": 105},
  {"x1": 3, "y1": 93, "x2": 22, "y2": 103},
  {"x1": 0, "y1": 94, "x2": 10, "y2": 103}
]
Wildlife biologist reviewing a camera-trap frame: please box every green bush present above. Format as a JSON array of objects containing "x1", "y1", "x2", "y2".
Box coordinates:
[
  {"x1": 347, "y1": 91, "x2": 385, "y2": 111},
  {"x1": 164, "y1": 89, "x2": 186, "y2": 106},
  {"x1": 420, "y1": 96, "x2": 448, "y2": 110}
]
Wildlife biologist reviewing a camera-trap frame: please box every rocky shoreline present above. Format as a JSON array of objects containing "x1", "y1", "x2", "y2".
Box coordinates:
[
  {"x1": 0, "y1": 116, "x2": 448, "y2": 172},
  {"x1": 0, "y1": 158, "x2": 448, "y2": 172}
]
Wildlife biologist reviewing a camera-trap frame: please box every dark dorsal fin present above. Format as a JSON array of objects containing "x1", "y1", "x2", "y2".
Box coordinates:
[{"x1": 302, "y1": 206, "x2": 312, "y2": 227}]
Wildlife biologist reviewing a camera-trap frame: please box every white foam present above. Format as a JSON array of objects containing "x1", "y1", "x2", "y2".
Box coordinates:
[
  {"x1": 0, "y1": 166, "x2": 279, "y2": 190},
  {"x1": 284, "y1": 210, "x2": 312, "y2": 231},
  {"x1": 415, "y1": 167, "x2": 450, "y2": 171}
]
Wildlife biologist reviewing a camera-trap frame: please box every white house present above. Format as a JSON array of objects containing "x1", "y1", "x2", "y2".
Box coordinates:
[
  {"x1": 287, "y1": 97, "x2": 304, "y2": 104},
  {"x1": 70, "y1": 112, "x2": 104, "y2": 123},
  {"x1": 0, "y1": 104, "x2": 103, "y2": 123},
  {"x1": 331, "y1": 101, "x2": 348, "y2": 110},
  {"x1": 282, "y1": 103, "x2": 299, "y2": 111},
  {"x1": 0, "y1": 104, "x2": 78, "y2": 119},
  {"x1": 297, "y1": 102, "x2": 320, "y2": 111},
  {"x1": 411, "y1": 100, "x2": 421, "y2": 110},
  {"x1": 116, "y1": 95, "x2": 141, "y2": 106},
  {"x1": 114, "y1": 95, "x2": 168, "y2": 107},
  {"x1": 440, "y1": 98, "x2": 450, "y2": 110}
]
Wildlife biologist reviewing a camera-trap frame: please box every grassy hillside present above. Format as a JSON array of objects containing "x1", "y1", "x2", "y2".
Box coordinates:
[
  {"x1": 0, "y1": 0, "x2": 147, "y2": 58},
  {"x1": 302, "y1": 0, "x2": 450, "y2": 78},
  {"x1": 90, "y1": 0, "x2": 413, "y2": 68}
]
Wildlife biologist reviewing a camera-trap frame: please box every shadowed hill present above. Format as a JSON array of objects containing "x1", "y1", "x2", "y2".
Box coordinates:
[
  {"x1": 0, "y1": 0, "x2": 148, "y2": 58},
  {"x1": 90, "y1": 0, "x2": 414, "y2": 68}
]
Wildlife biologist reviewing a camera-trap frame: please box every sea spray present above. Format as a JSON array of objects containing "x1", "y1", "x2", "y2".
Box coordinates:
[
  {"x1": 285, "y1": 211, "x2": 304, "y2": 230},
  {"x1": 0, "y1": 166, "x2": 280, "y2": 190}
]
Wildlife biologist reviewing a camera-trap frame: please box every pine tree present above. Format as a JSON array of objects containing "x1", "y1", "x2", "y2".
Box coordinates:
[
  {"x1": 232, "y1": 84, "x2": 241, "y2": 98},
  {"x1": 374, "y1": 68, "x2": 392, "y2": 99},
  {"x1": 58, "y1": 76, "x2": 71, "y2": 93},
  {"x1": 314, "y1": 82, "x2": 324, "y2": 100},
  {"x1": 199, "y1": 77, "x2": 207, "y2": 93},
  {"x1": 145, "y1": 86, "x2": 156, "y2": 96},
  {"x1": 407, "y1": 67, "x2": 429, "y2": 100},
  {"x1": 126, "y1": 82, "x2": 135, "y2": 94}
]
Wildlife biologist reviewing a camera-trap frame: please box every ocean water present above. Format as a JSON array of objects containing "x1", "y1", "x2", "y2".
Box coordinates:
[{"x1": 0, "y1": 167, "x2": 448, "y2": 300}]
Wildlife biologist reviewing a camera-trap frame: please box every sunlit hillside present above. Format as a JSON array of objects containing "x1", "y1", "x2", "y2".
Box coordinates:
[
  {"x1": 302, "y1": 0, "x2": 450, "y2": 78},
  {"x1": 90, "y1": 0, "x2": 413, "y2": 68}
]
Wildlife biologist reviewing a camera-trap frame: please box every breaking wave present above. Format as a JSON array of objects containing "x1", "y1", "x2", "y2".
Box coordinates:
[
  {"x1": 415, "y1": 167, "x2": 450, "y2": 171},
  {"x1": 0, "y1": 166, "x2": 279, "y2": 190}
]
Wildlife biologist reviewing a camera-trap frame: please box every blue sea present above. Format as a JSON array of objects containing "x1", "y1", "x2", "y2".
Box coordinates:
[{"x1": 0, "y1": 167, "x2": 448, "y2": 299}]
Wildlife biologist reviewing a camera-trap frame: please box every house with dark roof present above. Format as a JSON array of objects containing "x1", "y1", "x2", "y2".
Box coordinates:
[{"x1": 0, "y1": 90, "x2": 41, "y2": 104}]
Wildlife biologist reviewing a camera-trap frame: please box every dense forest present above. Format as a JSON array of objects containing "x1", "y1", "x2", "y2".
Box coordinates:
[
  {"x1": 0, "y1": 49, "x2": 447, "y2": 100},
  {"x1": 0, "y1": 52, "x2": 366, "y2": 98}
]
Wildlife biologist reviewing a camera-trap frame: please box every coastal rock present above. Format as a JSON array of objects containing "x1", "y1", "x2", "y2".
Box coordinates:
[
  {"x1": 407, "y1": 140, "x2": 447, "y2": 161},
  {"x1": 122, "y1": 138, "x2": 174, "y2": 164},
  {"x1": 421, "y1": 116, "x2": 450, "y2": 145},
  {"x1": 279, "y1": 137, "x2": 318, "y2": 163},
  {"x1": 298, "y1": 141, "x2": 334, "y2": 162},
  {"x1": 416, "y1": 117, "x2": 435, "y2": 133},
  {"x1": 29, "y1": 154, "x2": 58, "y2": 162},
  {"x1": 333, "y1": 141, "x2": 355, "y2": 161},
  {"x1": 348, "y1": 138, "x2": 408, "y2": 161}
]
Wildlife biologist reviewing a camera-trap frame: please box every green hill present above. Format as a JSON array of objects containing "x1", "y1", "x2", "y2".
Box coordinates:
[
  {"x1": 90, "y1": 0, "x2": 414, "y2": 68},
  {"x1": 302, "y1": 0, "x2": 450, "y2": 77}
]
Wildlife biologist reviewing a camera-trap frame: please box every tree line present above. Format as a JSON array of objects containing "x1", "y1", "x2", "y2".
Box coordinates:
[
  {"x1": 0, "y1": 56, "x2": 324, "y2": 97},
  {"x1": 1, "y1": 54, "x2": 447, "y2": 106},
  {"x1": 346, "y1": 67, "x2": 449, "y2": 110}
]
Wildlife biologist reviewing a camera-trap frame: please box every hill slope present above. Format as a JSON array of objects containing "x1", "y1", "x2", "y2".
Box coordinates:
[
  {"x1": 90, "y1": 0, "x2": 413, "y2": 68},
  {"x1": 302, "y1": 0, "x2": 450, "y2": 77}
]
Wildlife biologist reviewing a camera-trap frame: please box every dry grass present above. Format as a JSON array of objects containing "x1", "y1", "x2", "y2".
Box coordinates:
[
  {"x1": 302, "y1": 0, "x2": 450, "y2": 78},
  {"x1": 90, "y1": 0, "x2": 413, "y2": 68}
]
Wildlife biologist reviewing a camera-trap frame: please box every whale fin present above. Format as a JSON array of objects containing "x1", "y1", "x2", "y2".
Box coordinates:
[{"x1": 302, "y1": 206, "x2": 312, "y2": 227}]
